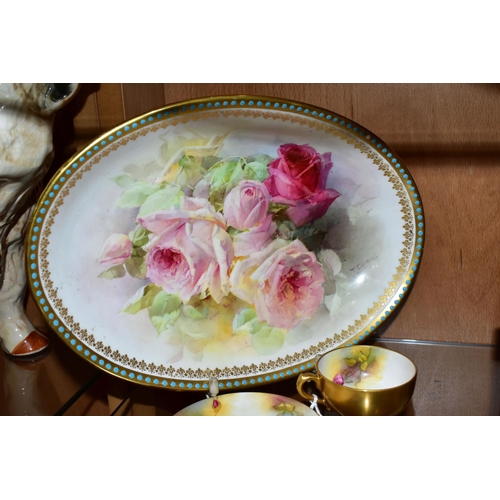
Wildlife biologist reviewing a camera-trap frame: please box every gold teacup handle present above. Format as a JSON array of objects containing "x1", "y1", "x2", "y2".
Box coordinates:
[{"x1": 296, "y1": 372, "x2": 327, "y2": 407}]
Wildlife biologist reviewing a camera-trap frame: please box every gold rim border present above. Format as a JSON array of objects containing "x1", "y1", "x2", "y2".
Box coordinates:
[{"x1": 26, "y1": 94, "x2": 425, "y2": 391}]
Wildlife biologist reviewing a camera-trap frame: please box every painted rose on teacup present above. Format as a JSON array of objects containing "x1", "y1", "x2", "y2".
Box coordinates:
[{"x1": 263, "y1": 143, "x2": 340, "y2": 227}]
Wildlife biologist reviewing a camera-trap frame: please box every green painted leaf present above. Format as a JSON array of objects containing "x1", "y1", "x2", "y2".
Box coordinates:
[
  {"x1": 176, "y1": 155, "x2": 206, "y2": 188},
  {"x1": 132, "y1": 247, "x2": 147, "y2": 258},
  {"x1": 148, "y1": 292, "x2": 182, "y2": 333},
  {"x1": 244, "y1": 160, "x2": 270, "y2": 182},
  {"x1": 251, "y1": 325, "x2": 285, "y2": 355},
  {"x1": 227, "y1": 227, "x2": 243, "y2": 237},
  {"x1": 148, "y1": 291, "x2": 182, "y2": 318},
  {"x1": 124, "y1": 256, "x2": 146, "y2": 279},
  {"x1": 201, "y1": 156, "x2": 222, "y2": 170},
  {"x1": 209, "y1": 158, "x2": 244, "y2": 188},
  {"x1": 232, "y1": 308, "x2": 258, "y2": 334},
  {"x1": 123, "y1": 160, "x2": 163, "y2": 180},
  {"x1": 129, "y1": 225, "x2": 150, "y2": 248},
  {"x1": 122, "y1": 284, "x2": 162, "y2": 314},
  {"x1": 291, "y1": 225, "x2": 326, "y2": 251},
  {"x1": 183, "y1": 304, "x2": 208, "y2": 320},
  {"x1": 137, "y1": 185, "x2": 183, "y2": 218},
  {"x1": 98, "y1": 265, "x2": 126, "y2": 280},
  {"x1": 207, "y1": 158, "x2": 246, "y2": 210},
  {"x1": 115, "y1": 182, "x2": 160, "y2": 208},
  {"x1": 209, "y1": 190, "x2": 225, "y2": 212},
  {"x1": 248, "y1": 154, "x2": 273, "y2": 166},
  {"x1": 150, "y1": 310, "x2": 181, "y2": 333},
  {"x1": 113, "y1": 174, "x2": 135, "y2": 188},
  {"x1": 269, "y1": 202, "x2": 290, "y2": 215},
  {"x1": 228, "y1": 159, "x2": 246, "y2": 186}
]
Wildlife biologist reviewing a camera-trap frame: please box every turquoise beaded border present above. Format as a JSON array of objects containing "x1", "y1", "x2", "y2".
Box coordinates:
[{"x1": 27, "y1": 95, "x2": 424, "y2": 391}]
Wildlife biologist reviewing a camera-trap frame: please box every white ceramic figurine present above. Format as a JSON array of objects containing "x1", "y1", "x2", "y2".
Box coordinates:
[{"x1": 0, "y1": 83, "x2": 78, "y2": 356}]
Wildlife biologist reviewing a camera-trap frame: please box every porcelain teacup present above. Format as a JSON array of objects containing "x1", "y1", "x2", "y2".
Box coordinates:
[{"x1": 296, "y1": 345, "x2": 417, "y2": 416}]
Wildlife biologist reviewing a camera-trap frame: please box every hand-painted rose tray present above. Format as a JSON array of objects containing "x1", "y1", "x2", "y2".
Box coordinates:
[
  {"x1": 27, "y1": 95, "x2": 424, "y2": 391},
  {"x1": 174, "y1": 392, "x2": 318, "y2": 416}
]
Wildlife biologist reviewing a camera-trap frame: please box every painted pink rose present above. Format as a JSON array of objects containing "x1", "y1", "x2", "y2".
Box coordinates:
[
  {"x1": 263, "y1": 143, "x2": 340, "y2": 227},
  {"x1": 98, "y1": 233, "x2": 132, "y2": 266},
  {"x1": 223, "y1": 180, "x2": 271, "y2": 230},
  {"x1": 232, "y1": 215, "x2": 277, "y2": 257},
  {"x1": 145, "y1": 219, "x2": 233, "y2": 303},
  {"x1": 230, "y1": 239, "x2": 325, "y2": 330}
]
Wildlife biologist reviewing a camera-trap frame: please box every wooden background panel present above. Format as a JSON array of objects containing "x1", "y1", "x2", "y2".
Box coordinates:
[
  {"x1": 56, "y1": 83, "x2": 500, "y2": 346},
  {"x1": 122, "y1": 83, "x2": 165, "y2": 120},
  {"x1": 351, "y1": 84, "x2": 500, "y2": 154},
  {"x1": 385, "y1": 154, "x2": 500, "y2": 343},
  {"x1": 69, "y1": 83, "x2": 125, "y2": 151}
]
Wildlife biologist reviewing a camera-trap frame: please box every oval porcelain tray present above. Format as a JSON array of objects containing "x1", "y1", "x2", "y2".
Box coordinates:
[{"x1": 27, "y1": 95, "x2": 424, "y2": 391}]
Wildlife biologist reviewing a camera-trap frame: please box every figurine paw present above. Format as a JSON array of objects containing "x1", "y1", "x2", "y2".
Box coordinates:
[{"x1": 11, "y1": 331, "x2": 49, "y2": 356}]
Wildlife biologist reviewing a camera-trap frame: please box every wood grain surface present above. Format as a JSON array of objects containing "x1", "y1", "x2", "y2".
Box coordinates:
[{"x1": 41, "y1": 84, "x2": 500, "y2": 347}]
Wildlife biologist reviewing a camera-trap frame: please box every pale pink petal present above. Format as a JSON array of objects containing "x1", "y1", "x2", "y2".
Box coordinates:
[
  {"x1": 193, "y1": 177, "x2": 211, "y2": 199},
  {"x1": 224, "y1": 180, "x2": 270, "y2": 230},
  {"x1": 249, "y1": 240, "x2": 325, "y2": 330},
  {"x1": 139, "y1": 196, "x2": 226, "y2": 235},
  {"x1": 145, "y1": 218, "x2": 233, "y2": 303},
  {"x1": 233, "y1": 215, "x2": 277, "y2": 257},
  {"x1": 210, "y1": 224, "x2": 234, "y2": 301},
  {"x1": 318, "y1": 152, "x2": 333, "y2": 188},
  {"x1": 230, "y1": 239, "x2": 287, "y2": 303},
  {"x1": 264, "y1": 165, "x2": 313, "y2": 200},
  {"x1": 286, "y1": 188, "x2": 340, "y2": 227},
  {"x1": 98, "y1": 233, "x2": 132, "y2": 266}
]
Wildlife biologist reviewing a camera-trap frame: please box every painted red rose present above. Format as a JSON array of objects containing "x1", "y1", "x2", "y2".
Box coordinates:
[{"x1": 264, "y1": 144, "x2": 340, "y2": 226}]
